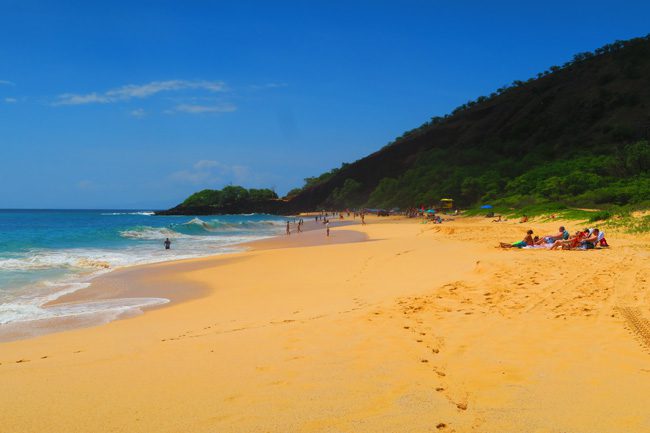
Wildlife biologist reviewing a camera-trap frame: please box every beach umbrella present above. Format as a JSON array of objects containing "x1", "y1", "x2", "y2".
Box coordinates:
[
  {"x1": 425, "y1": 209, "x2": 436, "y2": 213},
  {"x1": 480, "y1": 205, "x2": 493, "y2": 209}
]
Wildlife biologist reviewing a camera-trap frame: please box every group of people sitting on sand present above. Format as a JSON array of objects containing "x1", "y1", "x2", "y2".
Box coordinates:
[{"x1": 500, "y1": 225, "x2": 609, "y2": 251}]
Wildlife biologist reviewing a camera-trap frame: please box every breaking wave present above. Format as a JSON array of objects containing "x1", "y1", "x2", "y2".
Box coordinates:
[
  {"x1": 120, "y1": 218, "x2": 284, "y2": 239},
  {"x1": 101, "y1": 211, "x2": 155, "y2": 216}
]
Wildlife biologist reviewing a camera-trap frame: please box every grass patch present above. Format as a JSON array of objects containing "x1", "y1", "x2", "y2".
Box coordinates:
[{"x1": 603, "y1": 215, "x2": 650, "y2": 233}]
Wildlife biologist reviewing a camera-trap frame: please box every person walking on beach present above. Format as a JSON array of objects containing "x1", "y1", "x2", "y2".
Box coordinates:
[
  {"x1": 297, "y1": 219, "x2": 302, "y2": 233},
  {"x1": 286, "y1": 221, "x2": 291, "y2": 235},
  {"x1": 164, "y1": 238, "x2": 171, "y2": 250},
  {"x1": 326, "y1": 221, "x2": 330, "y2": 237},
  {"x1": 361, "y1": 213, "x2": 366, "y2": 225}
]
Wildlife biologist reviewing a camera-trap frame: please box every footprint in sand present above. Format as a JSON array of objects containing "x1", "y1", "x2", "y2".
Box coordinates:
[
  {"x1": 436, "y1": 423, "x2": 447, "y2": 429},
  {"x1": 16, "y1": 359, "x2": 30, "y2": 363}
]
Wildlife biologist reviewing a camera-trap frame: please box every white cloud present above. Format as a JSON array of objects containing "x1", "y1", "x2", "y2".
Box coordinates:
[
  {"x1": 170, "y1": 160, "x2": 249, "y2": 185},
  {"x1": 248, "y1": 82, "x2": 288, "y2": 90},
  {"x1": 193, "y1": 160, "x2": 221, "y2": 170},
  {"x1": 0, "y1": 80, "x2": 15, "y2": 86},
  {"x1": 172, "y1": 103, "x2": 237, "y2": 114},
  {"x1": 54, "y1": 80, "x2": 227, "y2": 106},
  {"x1": 4, "y1": 97, "x2": 16, "y2": 103},
  {"x1": 130, "y1": 108, "x2": 146, "y2": 117}
]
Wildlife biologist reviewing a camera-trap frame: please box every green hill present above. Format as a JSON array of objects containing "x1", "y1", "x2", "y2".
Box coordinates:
[
  {"x1": 164, "y1": 35, "x2": 650, "y2": 216},
  {"x1": 283, "y1": 34, "x2": 650, "y2": 212}
]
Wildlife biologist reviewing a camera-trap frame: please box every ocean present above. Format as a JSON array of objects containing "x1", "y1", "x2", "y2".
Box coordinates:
[{"x1": 0, "y1": 210, "x2": 287, "y2": 329}]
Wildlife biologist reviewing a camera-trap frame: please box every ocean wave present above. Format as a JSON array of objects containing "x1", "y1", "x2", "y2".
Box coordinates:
[
  {"x1": 0, "y1": 297, "x2": 169, "y2": 325},
  {"x1": 0, "y1": 250, "x2": 133, "y2": 271},
  {"x1": 0, "y1": 239, "x2": 254, "y2": 273},
  {"x1": 178, "y1": 218, "x2": 284, "y2": 232},
  {"x1": 119, "y1": 226, "x2": 187, "y2": 240},
  {"x1": 101, "y1": 211, "x2": 155, "y2": 216},
  {"x1": 119, "y1": 219, "x2": 284, "y2": 240}
]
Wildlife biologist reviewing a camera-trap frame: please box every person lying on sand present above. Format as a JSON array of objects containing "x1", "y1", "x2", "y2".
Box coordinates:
[
  {"x1": 535, "y1": 226, "x2": 569, "y2": 245},
  {"x1": 579, "y1": 228, "x2": 600, "y2": 249},
  {"x1": 500, "y1": 230, "x2": 534, "y2": 248},
  {"x1": 550, "y1": 228, "x2": 600, "y2": 250},
  {"x1": 520, "y1": 215, "x2": 528, "y2": 223},
  {"x1": 492, "y1": 215, "x2": 502, "y2": 222},
  {"x1": 549, "y1": 230, "x2": 587, "y2": 250}
]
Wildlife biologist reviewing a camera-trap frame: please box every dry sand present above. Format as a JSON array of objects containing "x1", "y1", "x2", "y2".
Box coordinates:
[{"x1": 1, "y1": 215, "x2": 649, "y2": 432}]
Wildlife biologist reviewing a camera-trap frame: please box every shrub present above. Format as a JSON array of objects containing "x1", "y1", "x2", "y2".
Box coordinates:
[{"x1": 589, "y1": 211, "x2": 612, "y2": 222}]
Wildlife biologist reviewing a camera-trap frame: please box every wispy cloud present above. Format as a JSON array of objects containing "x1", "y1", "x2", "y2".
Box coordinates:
[
  {"x1": 248, "y1": 82, "x2": 288, "y2": 90},
  {"x1": 54, "y1": 80, "x2": 227, "y2": 106},
  {"x1": 4, "y1": 97, "x2": 17, "y2": 103},
  {"x1": 130, "y1": 108, "x2": 146, "y2": 118},
  {"x1": 171, "y1": 103, "x2": 237, "y2": 114},
  {"x1": 0, "y1": 80, "x2": 15, "y2": 86},
  {"x1": 170, "y1": 160, "x2": 250, "y2": 185}
]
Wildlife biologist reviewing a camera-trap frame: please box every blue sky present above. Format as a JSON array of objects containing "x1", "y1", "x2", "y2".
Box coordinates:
[{"x1": 1, "y1": 1, "x2": 649, "y2": 209}]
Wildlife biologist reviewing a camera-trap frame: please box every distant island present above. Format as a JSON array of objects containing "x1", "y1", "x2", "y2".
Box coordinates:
[{"x1": 161, "y1": 34, "x2": 650, "y2": 216}]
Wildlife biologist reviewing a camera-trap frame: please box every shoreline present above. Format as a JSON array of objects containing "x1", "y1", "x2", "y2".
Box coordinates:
[
  {"x1": 2, "y1": 216, "x2": 649, "y2": 432},
  {"x1": 0, "y1": 217, "x2": 368, "y2": 343}
]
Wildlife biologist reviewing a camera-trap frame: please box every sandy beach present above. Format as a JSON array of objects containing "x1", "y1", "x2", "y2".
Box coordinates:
[{"x1": 1, "y1": 215, "x2": 649, "y2": 432}]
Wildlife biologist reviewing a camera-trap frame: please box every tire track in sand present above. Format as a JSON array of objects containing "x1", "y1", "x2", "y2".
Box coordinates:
[{"x1": 617, "y1": 306, "x2": 650, "y2": 352}]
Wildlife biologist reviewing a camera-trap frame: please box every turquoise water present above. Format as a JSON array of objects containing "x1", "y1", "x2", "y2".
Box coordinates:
[{"x1": 0, "y1": 210, "x2": 287, "y2": 326}]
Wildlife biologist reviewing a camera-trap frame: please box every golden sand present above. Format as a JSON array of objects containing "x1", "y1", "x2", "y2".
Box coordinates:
[{"x1": 1, "y1": 216, "x2": 649, "y2": 432}]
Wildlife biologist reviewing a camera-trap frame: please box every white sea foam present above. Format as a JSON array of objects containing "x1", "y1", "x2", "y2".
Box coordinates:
[
  {"x1": 101, "y1": 211, "x2": 155, "y2": 216},
  {"x1": 119, "y1": 227, "x2": 188, "y2": 239},
  {"x1": 0, "y1": 297, "x2": 169, "y2": 326}
]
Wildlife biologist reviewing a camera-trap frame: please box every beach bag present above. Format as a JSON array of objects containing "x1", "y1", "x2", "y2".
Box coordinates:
[{"x1": 580, "y1": 240, "x2": 595, "y2": 250}]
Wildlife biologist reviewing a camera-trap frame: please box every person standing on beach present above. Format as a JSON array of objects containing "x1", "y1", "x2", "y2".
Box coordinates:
[
  {"x1": 326, "y1": 221, "x2": 330, "y2": 237},
  {"x1": 164, "y1": 238, "x2": 171, "y2": 250},
  {"x1": 361, "y1": 213, "x2": 366, "y2": 225},
  {"x1": 286, "y1": 221, "x2": 291, "y2": 235}
]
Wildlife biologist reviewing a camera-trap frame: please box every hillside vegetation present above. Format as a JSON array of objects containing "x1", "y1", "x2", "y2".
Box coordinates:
[
  {"x1": 157, "y1": 186, "x2": 281, "y2": 215},
  {"x1": 284, "y1": 34, "x2": 650, "y2": 212}
]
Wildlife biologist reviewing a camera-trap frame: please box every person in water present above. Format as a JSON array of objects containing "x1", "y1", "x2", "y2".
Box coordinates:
[{"x1": 164, "y1": 238, "x2": 171, "y2": 250}]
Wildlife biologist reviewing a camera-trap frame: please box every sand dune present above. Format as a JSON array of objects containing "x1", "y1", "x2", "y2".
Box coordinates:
[{"x1": 1, "y1": 216, "x2": 649, "y2": 432}]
